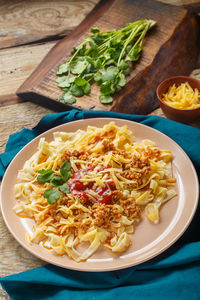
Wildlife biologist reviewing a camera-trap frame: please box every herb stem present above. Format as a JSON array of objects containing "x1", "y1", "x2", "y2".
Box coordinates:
[
  {"x1": 69, "y1": 41, "x2": 87, "y2": 64},
  {"x1": 117, "y1": 23, "x2": 145, "y2": 65}
]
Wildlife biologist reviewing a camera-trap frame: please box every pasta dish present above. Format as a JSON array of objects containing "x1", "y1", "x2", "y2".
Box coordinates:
[{"x1": 14, "y1": 122, "x2": 176, "y2": 262}]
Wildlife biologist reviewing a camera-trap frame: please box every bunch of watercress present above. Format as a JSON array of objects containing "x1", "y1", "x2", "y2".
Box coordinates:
[{"x1": 56, "y1": 19, "x2": 156, "y2": 105}]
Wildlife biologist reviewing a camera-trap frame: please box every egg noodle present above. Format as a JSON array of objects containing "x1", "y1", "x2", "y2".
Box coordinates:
[{"x1": 14, "y1": 122, "x2": 176, "y2": 262}]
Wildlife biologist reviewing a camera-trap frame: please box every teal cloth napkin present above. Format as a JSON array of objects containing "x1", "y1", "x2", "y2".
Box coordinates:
[{"x1": 1, "y1": 109, "x2": 200, "y2": 300}]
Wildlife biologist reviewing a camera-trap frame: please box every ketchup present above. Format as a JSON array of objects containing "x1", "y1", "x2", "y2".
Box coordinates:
[
  {"x1": 68, "y1": 165, "x2": 115, "y2": 204},
  {"x1": 69, "y1": 165, "x2": 94, "y2": 191},
  {"x1": 96, "y1": 181, "x2": 116, "y2": 204}
]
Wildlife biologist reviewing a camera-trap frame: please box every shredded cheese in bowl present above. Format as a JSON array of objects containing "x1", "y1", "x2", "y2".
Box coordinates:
[
  {"x1": 13, "y1": 122, "x2": 177, "y2": 262},
  {"x1": 162, "y1": 82, "x2": 200, "y2": 110}
]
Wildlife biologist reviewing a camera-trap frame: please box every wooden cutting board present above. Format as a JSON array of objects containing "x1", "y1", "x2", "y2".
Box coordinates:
[{"x1": 17, "y1": 0, "x2": 200, "y2": 114}]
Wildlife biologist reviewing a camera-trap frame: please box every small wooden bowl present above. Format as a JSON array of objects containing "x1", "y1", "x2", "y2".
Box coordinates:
[{"x1": 157, "y1": 76, "x2": 200, "y2": 124}]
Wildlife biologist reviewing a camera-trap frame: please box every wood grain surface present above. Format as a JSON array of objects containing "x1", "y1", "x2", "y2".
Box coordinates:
[
  {"x1": 0, "y1": 0, "x2": 98, "y2": 49},
  {"x1": 0, "y1": 0, "x2": 200, "y2": 299},
  {"x1": 17, "y1": 0, "x2": 200, "y2": 115},
  {"x1": 0, "y1": 102, "x2": 54, "y2": 299},
  {"x1": 0, "y1": 41, "x2": 56, "y2": 105}
]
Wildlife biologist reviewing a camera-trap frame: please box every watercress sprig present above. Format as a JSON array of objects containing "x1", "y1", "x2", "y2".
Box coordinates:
[{"x1": 36, "y1": 160, "x2": 71, "y2": 204}]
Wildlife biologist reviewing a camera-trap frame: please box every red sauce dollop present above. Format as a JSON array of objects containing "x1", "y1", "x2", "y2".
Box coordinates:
[{"x1": 68, "y1": 165, "x2": 115, "y2": 204}]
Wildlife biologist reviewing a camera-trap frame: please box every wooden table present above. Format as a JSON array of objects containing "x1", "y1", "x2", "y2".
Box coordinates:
[{"x1": 0, "y1": 1, "x2": 199, "y2": 298}]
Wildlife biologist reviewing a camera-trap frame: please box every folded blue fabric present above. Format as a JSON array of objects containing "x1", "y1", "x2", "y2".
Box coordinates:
[{"x1": 1, "y1": 109, "x2": 200, "y2": 300}]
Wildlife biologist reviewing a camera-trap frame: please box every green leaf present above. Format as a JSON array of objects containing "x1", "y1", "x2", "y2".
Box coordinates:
[
  {"x1": 84, "y1": 56, "x2": 94, "y2": 64},
  {"x1": 56, "y1": 63, "x2": 69, "y2": 75},
  {"x1": 94, "y1": 72, "x2": 102, "y2": 84},
  {"x1": 123, "y1": 67, "x2": 130, "y2": 76},
  {"x1": 84, "y1": 47, "x2": 98, "y2": 58},
  {"x1": 64, "y1": 97, "x2": 76, "y2": 104},
  {"x1": 59, "y1": 93, "x2": 65, "y2": 100},
  {"x1": 83, "y1": 82, "x2": 91, "y2": 95},
  {"x1": 110, "y1": 48, "x2": 121, "y2": 61},
  {"x1": 83, "y1": 73, "x2": 95, "y2": 80},
  {"x1": 63, "y1": 171, "x2": 71, "y2": 181},
  {"x1": 99, "y1": 95, "x2": 113, "y2": 104},
  {"x1": 118, "y1": 73, "x2": 126, "y2": 87},
  {"x1": 70, "y1": 60, "x2": 88, "y2": 75},
  {"x1": 100, "y1": 66, "x2": 119, "y2": 82},
  {"x1": 62, "y1": 92, "x2": 76, "y2": 104},
  {"x1": 60, "y1": 161, "x2": 71, "y2": 179},
  {"x1": 92, "y1": 33, "x2": 104, "y2": 45},
  {"x1": 56, "y1": 76, "x2": 67, "y2": 83},
  {"x1": 90, "y1": 26, "x2": 100, "y2": 34},
  {"x1": 50, "y1": 176, "x2": 65, "y2": 186},
  {"x1": 57, "y1": 76, "x2": 75, "y2": 89},
  {"x1": 104, "y1": 59, "x2": 115, "y2": 66},
  {"x1": 100, "y1": 81, "x2": 112, "y2": 96},
  {"x1": 126, "y1": 45, "x2": 132, "y2": 53},
  {"x1": 118, "y1": 60, "x2": 129, "y2": 70},
  {"x1": 74, "y1": 43, "x2": 86, "y2": 55},
  {"x1": 93, "y1": 59, "x2": 103, "y2": 69},
  {"x1": 60, "y1": 183, "x2": 70, "y2": 194},
  {"x1": 89, "y1": 39, "x2": 97, "y2": 49},
  {"x1": 104, "y1": 52, "x2": 111, "y2": 60},
  {"x1": 62, "y1": 87, "x2": 71, "y2": 92},
  {"x1": 75, "y1": 77, "x2": 87, "y2": 87},
  {"x1": 37, "y1": 170, "x2": 54, "y2": 184},
  {"x1": 84, "y1": 63, "x2": 94, "y2": 74},
  {"x1": 70, "y1": 84, "x2": 84, "y2": 97},
  {"x1": 58, "y1": 80, "x2": 71, "y2": 88},
  {"x1": 44, "y1": 188, "x2": 61, "y2": 205},
  {"x1": 38, "y1": 169, "x2": 54, "y2": 175},
  {"x1": 68, "y1": 77, "x2": 76, "y2": 83}
]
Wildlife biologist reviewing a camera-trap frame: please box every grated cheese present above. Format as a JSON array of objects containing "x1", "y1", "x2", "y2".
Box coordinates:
[{"x1": 162, "y1": 82, "x2": 200, "y2": 110}]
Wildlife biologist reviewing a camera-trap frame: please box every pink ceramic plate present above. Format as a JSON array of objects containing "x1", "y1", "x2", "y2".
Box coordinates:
[{"x1": 0, "y1": 118, "x2": 199, "y2": 271}]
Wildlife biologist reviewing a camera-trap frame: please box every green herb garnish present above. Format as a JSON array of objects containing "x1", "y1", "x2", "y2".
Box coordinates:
[
  {"x1": 62, "y1": 92, "x2": 76, "y2": 104},
  {"x1": 56, "y1": 19, "x2": 156, "y2": 105},
  {"x1": 37, "y1": 160, "x2": 71, "y2": 204},
  {"x1": 60, "y1": 160, "x2": 71, "y2": 178},
  {"x1": 59, "y1": 183, "x2": 70, "y2": 194},
  {"x1": 37, "y1": 169, "x2": 54, "y2": 184},
  {"x1": 50, "y1": 176, "x2": 65, "y2": 187},
  {"x1": 44, "y1": 188, "x2": 61, "y2": 205}
]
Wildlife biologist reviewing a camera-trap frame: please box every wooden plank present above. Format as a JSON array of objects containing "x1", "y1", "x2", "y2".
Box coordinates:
[
  {"x1": 0, "y1": 0, "x2": 98, "y2": 49},
  {"x1": 17, "y1": 0, "x2": 200, "y2": 114},
  {"x1": 160, "y1": 0, "x2": 200, "y2": 12},
  {"x1": 182, "y1": 3, "x2": 200, "y2": 13},
  {"x1": 0, "y1": 0, "x2": 199, "y2": 108},
  {"x1": 0, "y1": 1, "x2": 198, "y2": 108},
  {"x1": 160, "y1": 0, "x2": 200, "y2": 4},
  {"x1": 0, "y1": 94, "x2": 24, "y2": 106},
  {"x1": 0, "y1": 41, "x2": 56, "y2": 105}
]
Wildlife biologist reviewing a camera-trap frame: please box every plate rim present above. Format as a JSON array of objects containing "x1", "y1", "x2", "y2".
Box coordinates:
[{"x1": 1, "y1": 117, "x2": 199, "y2": 272}]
